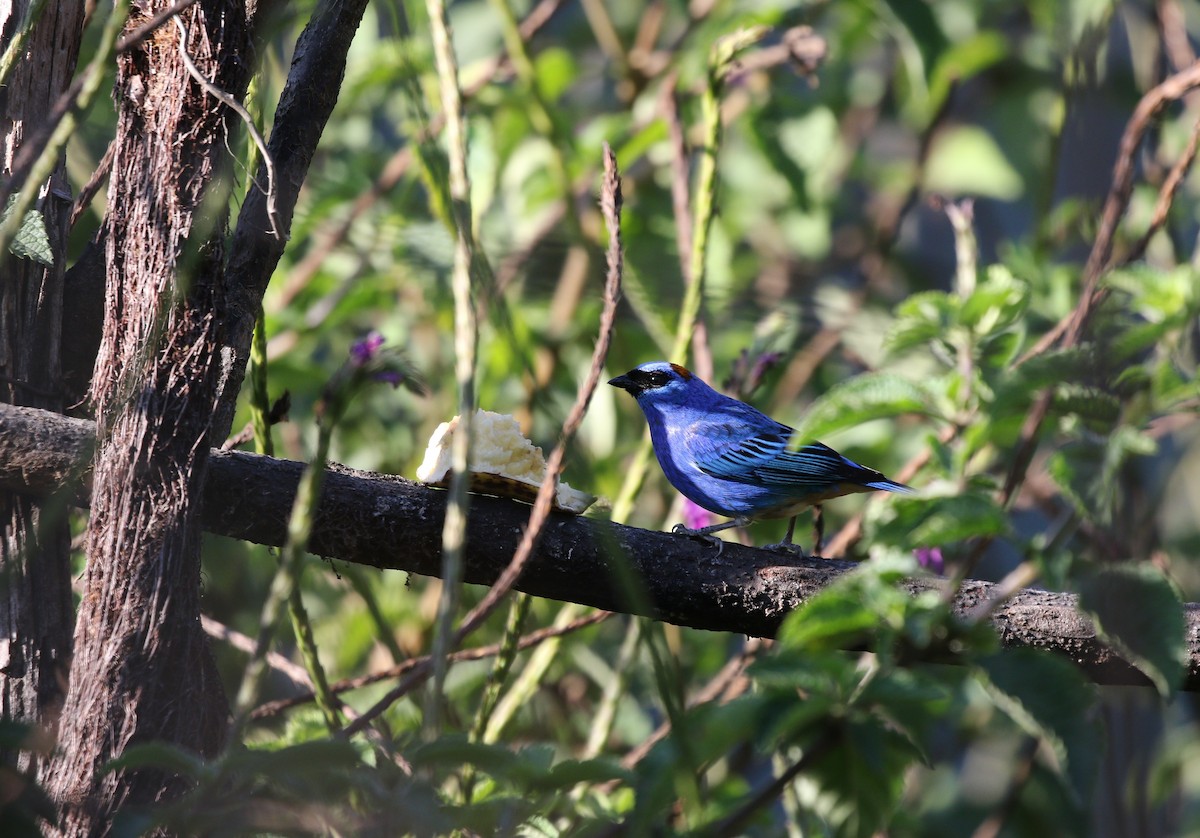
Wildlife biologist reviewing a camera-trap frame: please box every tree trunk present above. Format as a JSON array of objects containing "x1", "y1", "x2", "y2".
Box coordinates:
[
  {"x1": 44, "y1": 3, "x2": 257, "y2": 832},
  {"x1": 0, "y1": 0, "x2": 87, "y2": 786}
]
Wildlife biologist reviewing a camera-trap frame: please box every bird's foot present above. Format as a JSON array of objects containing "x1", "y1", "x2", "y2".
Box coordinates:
[
  {"x1": 671, "y1": 523, "x2": 728, "y2": 555},
  {"x1": 763, "y1": 540, "x2": 808, "y2": 558}
]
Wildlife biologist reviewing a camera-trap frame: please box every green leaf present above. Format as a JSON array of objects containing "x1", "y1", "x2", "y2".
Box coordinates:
[
  {"x1": 863, "y1": 668, "x2": 960, "y2": 764},
  {"x1": 409, "y1": 736, "x2": 520, "y2": 776},
  {"x1": 103, "y1": 742, "x2": 208, "y2": 779},
  {"x1": 1046, "y1": 441, "x2": 1100, "y2": 519},
  {"x1": 981, "y1": 648, "x2": 1101, "y2": 799},
  {"x1": 2, "y1": 196, "x2": 54, "y2": 267},
  {"x1": 533, "y1": 47, "x2": 579, "y2": 102},
  {"x1": 795, "y1": 717, "x2": 919, "y2": 838},
  {"x1": 517, "y1": 815, "x2": 561, "y2": 838},
  {"x1": 882, "y1": 0, "x2": 950, "y2": 85},
  {"x1": 927, "y1": 33, "x2": 1008, "y2": 117},
  {"x1": 960, "y1": 266, "x2": 1028, "y2": 335},
  {"x1": 871, "y1": 491, "x2": 1008, "y2": 548},
  {"x1": 776, "y1": 591, "x2": 881, "y2": 651},
  {"x1": 528, "y1": 757, "x2": 630, "y2": 790},
  {"x1": 923, "y1": 126, "x2": 1024, "y2": 200},
  {"x1": 230, "y1": 740, "x2": 363, "y2": 779},
  {"x1": 887, "y1": 291, "x2": 959, "y2": 354},
  {"x1": 1051, "y1": 385, "x2": 1121, "y2": 427},
  {"x1": 789, "y1": 372, "x2": 938, "y2": 444},
  {"x1": 1078, "y1": 564, "x2": 1186, "y2": 696}
]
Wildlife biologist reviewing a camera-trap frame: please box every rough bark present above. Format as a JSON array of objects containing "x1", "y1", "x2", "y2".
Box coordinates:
[
  {"x1": 0, "y1": 0, "x2": 87, "y2": 784},
  {"x1": 3, "y1": 402, "x2": 1196, "y2": 693},
  {"x1": 43, "y1": 3, "x2": 257, "y2": 832}
]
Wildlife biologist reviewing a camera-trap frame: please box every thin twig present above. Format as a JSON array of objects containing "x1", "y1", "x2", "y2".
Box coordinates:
[
  {"x1": 611, "y1": 30, "x2": 771, "y2": 523},
  {"x1": 424, "y1": 0, "x2": 479, "y2": 737},
  {"x1": 342, "y1": 145, "x2": 624, "y2": 739},
  {"x1": 267, "y1": 0, "x2": 567, "y2": 330},
  {"x1": 661, "y1": 73, "x2": 713, "y2": 382},
  {"x1": 172, "y1": 15, "x2": 280, "y2": 240},
  {"x1": 115, "y1": 0, "x2": 199, "y2": 53},
  {"x1": 710, "y1": 726, "x2": 841, "y2": 838},
  {"x1": 201, "y1": 614, "x2": 311, "y2": 688},
  {"x1": 616, "y1": 639, "x2": 760, "y2": 772},
  {"x1": 1125, "y1": 109, "x2": 1200, "y2": 263},
  {"x1": 452, "y1": 144, "x2": 622, "y2": 640},
  {"x1": 1014, "y1": 58, "x2": 1200, "y2": 368},
  {"x1": 69, "y1": 137, "x2": 115, "y2": 229},
  {"x1": 250, "y1": 608, "x2": 612, "y2": 720},
  {"x1": 1157, "y1": 0, "x2": 1198, "y2": 76},
  {"x1": 1002, "y1": 58, "x2": 1200, "y2": 506}
]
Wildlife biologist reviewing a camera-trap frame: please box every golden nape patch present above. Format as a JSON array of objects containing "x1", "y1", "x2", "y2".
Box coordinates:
[{"x1": 669, "y1": 363, "x2": 693, "y2": 380}]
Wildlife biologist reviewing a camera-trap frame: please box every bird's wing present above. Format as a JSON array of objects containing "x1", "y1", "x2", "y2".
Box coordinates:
[
  {"x1": 687, "y1": 414, "x2": 793, "y2": 481},
  {"x1": 750, "y1": 442, "x2": 891, "y2": 488},
  {"x1": 695, "y1": 419, "x2": 892, "y2": 492}
]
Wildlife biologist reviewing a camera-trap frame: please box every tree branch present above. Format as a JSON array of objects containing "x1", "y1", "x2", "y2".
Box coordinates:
[
  {"x1": 214, "y1": 0, "x2": 371, "y2": 441},
  {"x1": 2, "y1": 401, "x2": 1196, "y2": 692}
]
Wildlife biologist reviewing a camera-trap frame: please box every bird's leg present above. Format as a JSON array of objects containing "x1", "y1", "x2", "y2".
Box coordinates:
[
  {"x1": 812, "y1": 505, "x2": 824, "y2": 555},
  {"x1": 764, "y1": 515, "x2": 807, "y2": 556},
  {"x1": 671, "y1": 516, "x2": 750, "y2": 554}
]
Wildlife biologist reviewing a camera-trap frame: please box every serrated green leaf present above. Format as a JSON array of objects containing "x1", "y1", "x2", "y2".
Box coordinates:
[
  {"x1": 980, "y1": 648, "x2": 1101, "y2": 799},
  {"x1": 789, "y1": 373, "x2": 938, "y2": 444},
  {"x1": 863, "y1": 669, "x2": 960, "y2": 765},
  {"x1": 1052, "y1": 385, "x2": 1121, "y2": 426},
  {"x1": 887, "y1": 291, "x2": 960, "y2": 354},
  {"x1": 1106, "y1": 265, "x2": 1197, "y2": 322},
  {"x1": 1046, "y1": 441, "x2": 1099, "y2": 519},
  {"x1": 960, "y1": 266, "x2": 1028, "y2": 335},
  {"x1": 911, "y1": 494, "x2": 1007, "y2": 544},
  {"x1": 776, "y1": 589, "x2": 883, "y2": 652},
  {"x1": 794, "y1": 717, "x2": 918, "y2": 838},
  {"x1": 1078, "y1": 564, "x2": 1186, "y2": 696},
  {"x1": 2, "y1": 196, "x2": 54, "y2": 267},
  {"x1": 1008, "y1": 348, "x2": 1095, "y2": 393},
  {"x1": 517, "y1": 814, "x2": 560, "y2": 838},
  {"x1": 872, "y1": 491, "x2": 1008, "y2": 548}
]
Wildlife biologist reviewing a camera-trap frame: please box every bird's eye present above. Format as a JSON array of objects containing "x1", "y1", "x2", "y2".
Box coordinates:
[{"x1": 645, "y1": 371, "x2": 670, "y2": 387}]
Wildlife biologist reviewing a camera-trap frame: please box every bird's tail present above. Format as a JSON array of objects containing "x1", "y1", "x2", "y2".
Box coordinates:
[{"x1": 866, "y1": 478, "x2": 915, "y2": 494}]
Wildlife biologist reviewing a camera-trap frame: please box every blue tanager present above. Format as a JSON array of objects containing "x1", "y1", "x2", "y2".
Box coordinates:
[{"x1": 609, "y1": 361, "x2": 912, "y2": 553}]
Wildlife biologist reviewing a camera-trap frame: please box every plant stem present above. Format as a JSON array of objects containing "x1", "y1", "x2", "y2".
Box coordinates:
[{"x1": 425, "y1": 0, "x2": 478, "y2": 739}]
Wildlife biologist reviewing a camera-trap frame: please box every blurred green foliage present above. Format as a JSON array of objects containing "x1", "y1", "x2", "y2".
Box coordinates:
[{"x1": 23, "y1": 0, "x2": 1200, "y2": 833}]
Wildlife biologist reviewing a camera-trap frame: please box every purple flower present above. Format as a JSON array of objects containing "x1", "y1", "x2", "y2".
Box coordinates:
[
  {"x1": 373, "y1": 369, "x2": 404, "y2": 388},
  {"x1": 914, "y1": 547, "x2": 945, "y2": 575},
  {"x1": 682, "y1": 499, "x2": 714, "y2": 531},
  {"x1": 350, "y1": 331, "x2": 386, "y2": 366}
]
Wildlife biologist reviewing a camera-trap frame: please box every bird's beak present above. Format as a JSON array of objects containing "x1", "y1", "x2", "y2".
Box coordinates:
[{"x1": 608, "y1": 373, "x2": 637, "y2": 394}]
